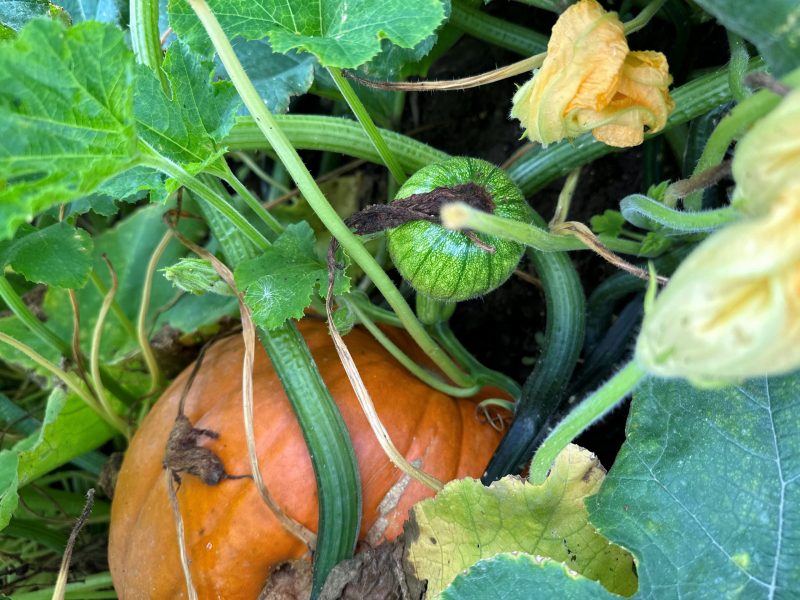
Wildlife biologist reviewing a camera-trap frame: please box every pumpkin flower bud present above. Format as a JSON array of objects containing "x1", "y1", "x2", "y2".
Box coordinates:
[
  {"x1": 636, "y1": 192, "x2": 800, "y2": 382},
  {"x1": 511, "y1": 0, "x2": 674, "y2": 148},
  {"x1": 732, "y1": 88, "x2": 800, "y2": 217}
]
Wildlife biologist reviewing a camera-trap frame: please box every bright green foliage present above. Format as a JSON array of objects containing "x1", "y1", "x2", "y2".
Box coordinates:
[
  {"x1": 219, "y1": 38, "x2": 316, "y2": 114},
  {"x1": 694, "y1": 0, "x2": 800, "y2": 76},
  {"x1": 591, "y1": 210, "x2": 626, "y2": 237},
  {"x1": 135, "y1": 40, "x2": 239, "y2": 171},
  {"x1": 235, "y1": 221, "x2": 349, "y2": 330},
  {"x1": 405, "y1": 445, "x2": 637, "y2": 598},
  {"x1": 440, "y1": 553, "x2": 622, "y2": 600},
  {"x1": 588, "y1": 375, "x2": 800, "y2": 598},
  {"x1": 169, "y1": 0, "x2": 447, "y2": 68},
  {"x1": 43, "y1": 205, "x2": 203, "y2": 363},
  {"x1": 0, "y1": 19, "x2": 138, "y2": 240},
  {"x1": 0, "y1": 316, "x2": 61, "y2": 371},
  {"x1": 0, "y1": 389, "x2": 114, "y2": 529},
  {"x1": 1, "y1": 222, "x2": 94, "y2": 289},
  {"x1": 0, "y1": 0, "x2": 70, "y2": 35},
  {"x1": 59, "y1": 0, "x2": 120, "y2": 24}
]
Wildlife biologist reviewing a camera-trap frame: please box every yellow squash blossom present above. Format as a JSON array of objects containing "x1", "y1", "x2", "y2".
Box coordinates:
[
  {"x1": 636, "y1": 192, "x2": 800, "y2": 382},
  {"x1": 511, "y1": 0, "x2": 674, "y2": 148},
  {"x1": 732, "y1": 88, "x2": 800, "y2": 217}
]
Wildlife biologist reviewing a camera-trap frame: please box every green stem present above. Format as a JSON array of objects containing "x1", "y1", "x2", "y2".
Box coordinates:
[
  {"x1": 347, "y1": 293, "x2": 403, "y2": 328},
  {"x1": 195, "y1": 168, "x2": 361, "y2": 599},
  {"x1": 137, "y1": 231, "x2": 170, "y2": 395},
  {"x1": 450, "y1": 0, "x2": 548, "y2": 57},
  {"x1": 191, "y1": 0, "x2": 472, "y2": 388},
  {"x1": 441, "y1": 202, "x2": 659, "y2": 256},
  {"x1": 140, "y1": 146, "x2": 270, "y2": 251},
  {"x1": 89, "y1": 272, "x2": 139, "y2": 342},
  {"x1": 529, "y1": 360, "x2": 647, "y2": 483},
  {"x1": 727, "y1": 32, "x2": 750, "y2": 103},
  {"x1": 415, "y1": 294, "x2": 455, "y2": 326},
  {"x1": 432, "y1": 322, "x2": 522, "y2": 399},
  {"x1": 0, "y1": 277, "x2": 137, "y2": 406},
  {"x1": 622, "y1": 0, "x2": 667, "y2": 35},
  {"x1": 0, "y1": 333, "x2": 127, "y2": 435},
  {"x1": 224, "y1": 115, "x2": 448, "y2": 171},
  {"x1": 327, "y1": 67, "x2": 407, "y2": 184},
  {"x1": 212, "y1": 159, "x2": 284, "y2": 235},
  {"x1": 11, "y1": 573, "x2": 114, "y2": 600},
  {"x1": 129, "y1": 0, "x2": 168, "y2": 92},
  {"x1": 682, "y1": 68, "x2": 800, "y2": 209},
  {"x1": 0, "y1": 277, "x2": 67, "y2": 354},
  {"x1": 347, "y1": 300, "x2": 480, "y2": 398},
  {"x1": 620, "y1": 194, "x2": 740, "y2": 233},
  {"x1": 232, "y1": 151, "x2": 291, "y2": 193},
  {"x1": 550, "y1": 167, "x2": 581, "y2": 226}
]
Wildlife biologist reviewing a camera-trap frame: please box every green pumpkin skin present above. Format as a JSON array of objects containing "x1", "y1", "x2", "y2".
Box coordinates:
[{"x1": 387, "y1": 157, "x2": 528, "y2": 302}]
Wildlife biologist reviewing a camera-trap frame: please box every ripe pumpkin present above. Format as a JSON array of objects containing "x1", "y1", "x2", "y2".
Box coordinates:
[{"x1": 108, "y1": 319, "x2": 504, "y2": 599}]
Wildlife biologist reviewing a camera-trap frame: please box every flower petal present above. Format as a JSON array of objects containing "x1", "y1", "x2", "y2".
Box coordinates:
[
  {"x1": 732, "y1": 88, "x2": 800, "y2": 216},
  {"x1": 510, "y1": 0, "x2": 627, "y2": 145},
  {"x1": 637, "y1": 192, "x2": 800, "y2": 381}
]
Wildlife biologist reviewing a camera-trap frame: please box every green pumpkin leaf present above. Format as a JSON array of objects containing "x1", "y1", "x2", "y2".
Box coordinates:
[
  {"x1": 693, "y1": 1, "x2": 800, "y2": 76},
  {"x1": 135, "y1": 40, "x2": 239, "y2": 171},
  {"x1": 0, "y1": 450, "x2": 19, "y2": 530},
  {"x1": 440, "y1": 553, "x2": 623, "y2": 600},
  {"x1": 0, "y1": 0, "x2": 70, "y2": 36},
  {"x1": 5, "y1": 222, "x2": 94, "y2": 288},
  {"x1": 218, "y1": 37, "x2": 316, "y2": 114},
  {"x1": 590, "y1": 209, "x2": 626, "y2": 237},
  {"x1": 0, "y1": 388, "x2": 114, "y2": 530},
  {"x1": 0, "y1": 315, "x2": 61, "y2": 372},
  {"x1": 405, "y1": 445, "x2": 637, "y2": 598},
  {"x1": 59, "y1": 0, "x2": 120, "y2": 24},
  {"x1": 0, "y1": 19, "x2": 138, "y2": 240},
  {"x1": 235, "y1": 221, "x2": 349, "y2": 330},
  {"x1": 43, "y1": 204, "x2": 204, "y2": 363},
  {"x1": 169, "y1": 0, "x2": 447, "y2": 69},
  {"x1": 14, "y1": 388, "x2": 114, "y2": 487},
  {"x1": 588, "y1": 375, "x2": 800, "y2": 598}
]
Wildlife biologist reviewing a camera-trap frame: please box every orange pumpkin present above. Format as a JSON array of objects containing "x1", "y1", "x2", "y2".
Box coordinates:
[{"x1": 108, "y1": 319, "x2": 504, "y2": 599}]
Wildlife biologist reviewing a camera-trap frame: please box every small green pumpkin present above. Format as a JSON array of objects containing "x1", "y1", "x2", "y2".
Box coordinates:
[{"x1": 387, "y1": 157, "x2": 528, "y2": 302}]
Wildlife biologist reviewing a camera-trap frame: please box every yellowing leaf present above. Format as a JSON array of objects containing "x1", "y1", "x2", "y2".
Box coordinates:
[{"x1": 404, "y1": 444, "x2": 637, "y2": 598}]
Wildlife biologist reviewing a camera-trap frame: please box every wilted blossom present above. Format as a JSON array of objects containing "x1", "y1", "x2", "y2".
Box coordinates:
[
  {"x1": 636, "y1": 192, "x2": 800, "y2": 382},
  {"x1": 511, "y1": 0, "x2": 674, "y2": 148},
  {"x1": 732, "y1": 88, "x2": 800, "y2": 217}
]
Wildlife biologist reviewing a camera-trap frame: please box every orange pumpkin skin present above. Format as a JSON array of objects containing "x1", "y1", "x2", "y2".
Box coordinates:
[{"x1": 108, "y1": 320, "x2": 503, "y2": 599}]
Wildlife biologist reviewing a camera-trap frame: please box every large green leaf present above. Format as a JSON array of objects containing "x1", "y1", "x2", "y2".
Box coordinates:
[
  {"x1": 588, "y1": 375, "x2": 800, "y2": 598},
  {"x1": 440, "y1": 553, "x2": 620, "y2": 600},
  {"x1": 4, "y1": 222, "x2": 94, "y2": 288},
  {"x1": 0, "y1": 388, "x2": 114, "y2": 530},
  {"x1": 0, "y1": 0, "x2": 69, "y2": 36},
  {"x1": 0, "y1": 19, "x2": 138, "y2": 239},
  {"x1": 0, "y1": 315, "x2": 61, "y2": 372},
  {"x1": 405, "y1": 445, "x2": 637, "y2": 598},
  {"x1": 43, "y1": 204, "x2": 204, "y2": 363},
  {"x1": 218, "y1": 37, "x2": 316, "y2": 114},
  {"x1": 135, "y1": 40, "x2": 238, "y2": 171},
  {"x1": 234, "y1": 221, "x2": 349, "y2": 330},
  {"x1": 169, "y1": 0, "x2": 447, "y2": 68},
  {"x1": 694, "y1": 1, "x2": 800, "y2": 76},
  {"x1": 59, "y1": 0, "x2": 120, "y2": 23}
]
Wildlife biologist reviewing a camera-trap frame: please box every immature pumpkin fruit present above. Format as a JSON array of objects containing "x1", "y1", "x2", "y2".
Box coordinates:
[
  {"x1": 386, "y1": 157, "x2": 528, "y2": 302},
  {"x1": 108, "y1": 319, "x2": 503, "y2": 599}
]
